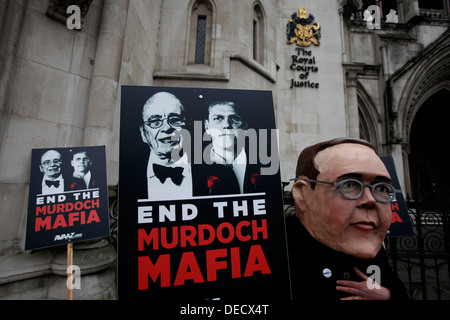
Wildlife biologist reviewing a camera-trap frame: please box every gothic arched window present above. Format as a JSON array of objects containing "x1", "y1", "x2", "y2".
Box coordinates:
[
  {"x1": 188, "y1": 0, "x2": 213, "y2": 65},
  {"x1": 252, "y1": 3, "x2": 265, "y2": 65}
]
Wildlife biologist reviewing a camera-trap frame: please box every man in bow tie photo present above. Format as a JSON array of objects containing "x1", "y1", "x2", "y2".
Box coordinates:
[
  {"x1": 139, "y1": 91, "x2": 193, "y2": 200},
  {"x1": 38, "y1": 149, "x2": 68, "y2": 195}
]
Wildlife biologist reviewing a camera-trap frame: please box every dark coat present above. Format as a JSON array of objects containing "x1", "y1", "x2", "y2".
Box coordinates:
[
  {"x1": 130, "y1": 147, "x2": 278, "y2": 199},
  {"x1": 192, "y1": 163, "x2": 240, "y2": 195},
  {"x1": 69, "y1": 171, "x2": 100, "y2": 191},
  {"x1": 285, "y1": 214, "x2": 409, "y2": 300}
]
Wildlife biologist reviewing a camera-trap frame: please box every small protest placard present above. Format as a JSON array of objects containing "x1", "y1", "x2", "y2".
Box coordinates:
[{"x1": 25, "y1": 146, "x2": 110, "y2": 250}]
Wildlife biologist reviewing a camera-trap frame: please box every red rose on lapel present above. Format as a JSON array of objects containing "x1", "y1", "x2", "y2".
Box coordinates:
[
  {"x1": 250, "y1": 173, "x2": 260, "y2": 185},
  {"x1": 207, "y1": 175, "x2": 220, "y2": 188}
]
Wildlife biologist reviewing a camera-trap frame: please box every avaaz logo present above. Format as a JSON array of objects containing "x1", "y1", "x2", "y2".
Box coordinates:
[{"x1": 54, "y1": 232, "x2": 83, "y2": 241}]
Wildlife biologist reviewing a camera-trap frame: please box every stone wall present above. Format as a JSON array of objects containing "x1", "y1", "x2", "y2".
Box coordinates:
[
  {"x1": 0, "y1": 0, "x2": 102, "y2": 251},
  {"x1": 0, "y1": 0, "x2": 117, "y2": 299},
  {"x1": 0, "y1": 240, "x2": 116, "y2": 299},
  {"x1": 0, "y1": 0, "x2": 448, "y2": 299},
  {"x1": 152, "y1": 0, "x2": 348, "y2": 182}
]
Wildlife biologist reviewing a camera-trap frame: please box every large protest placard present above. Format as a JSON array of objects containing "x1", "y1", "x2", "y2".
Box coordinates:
[
  {"x1": 118, "y1": 86, "x2": 291, "y2": 299},
  {"x1": 25, "y1": 146, "x2": 110, "y2": 250}
]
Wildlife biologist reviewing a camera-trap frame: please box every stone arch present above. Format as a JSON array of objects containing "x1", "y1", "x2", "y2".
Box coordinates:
[
  {"x1": 396, "y1": 35, "x2": 450, "y2": 143},
  {"x1": 357, "y1": 82, "x2": 383, "y2": 151},
  {"x1": 405, "y1": 79, "x2": 450, "y2": 142},
  {"x1": 408, "y1": 88, "x2": 450, "y2": 201},
  {"x1": 392, "y1": 31, "x2": 450, "y2": 196}
]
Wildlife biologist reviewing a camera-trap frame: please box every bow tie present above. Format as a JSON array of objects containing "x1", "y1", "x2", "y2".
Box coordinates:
[
  {"x1": 45, "y1": 180, "x2": 60, "y2": 188},
  {"x1": 153, "y1": 164, "x2": 184, "y2": 186}
]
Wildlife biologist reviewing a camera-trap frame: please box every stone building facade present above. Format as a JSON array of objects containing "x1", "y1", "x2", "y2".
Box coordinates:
[{"x1": 0, "y1": 0, "x2": 448, "y2": 299}]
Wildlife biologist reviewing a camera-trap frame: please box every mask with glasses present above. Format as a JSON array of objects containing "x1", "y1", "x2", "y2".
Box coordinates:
[{"x1": 290, "y1": 178, "x2": 399, "y2": 203}]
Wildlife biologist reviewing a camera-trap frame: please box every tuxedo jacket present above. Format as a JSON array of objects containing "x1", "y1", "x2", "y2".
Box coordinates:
[
  {"x1": 130, "y1": 148, "x2": 277, "y2": 199},
  {"x1": 69, "y1": 171, "x2": 100, "y2": 191},
  {"x1": 37, "y1": 175, "x2": 72, "y2": 195},
  {"x1": 192, "y1": 163, "x2": 270, "y2": 196}
]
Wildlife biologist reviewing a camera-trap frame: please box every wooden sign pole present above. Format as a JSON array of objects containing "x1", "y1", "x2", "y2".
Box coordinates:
[{"x1": 67, "y1": 242, "x2": 73, "y2": 300}]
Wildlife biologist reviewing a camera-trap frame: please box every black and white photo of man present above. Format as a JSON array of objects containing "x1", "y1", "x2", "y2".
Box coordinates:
[
  {"x1": 204, "y1": 101, "x2": 262, "y2": 194},
  {"x1": 39, "y1": 150, "x2": 66, "y2": 195},
  {"x1": 70, "y1": 150, "x2": 97, "y2": 190},
  {"x1": 139, "y1": 92, "x2": 192, "y2": 200}
]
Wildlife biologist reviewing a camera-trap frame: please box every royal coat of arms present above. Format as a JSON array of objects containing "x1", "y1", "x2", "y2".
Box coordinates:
[{"x1": 286, "y1": 7, "x2": 321, "y2": 47}]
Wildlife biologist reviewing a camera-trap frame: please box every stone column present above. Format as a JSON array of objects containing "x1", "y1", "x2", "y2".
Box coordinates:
[
  {"x1": 83, "y1": 0, "x2": 129, "y2": 159},
  {"x1": 0, "y1": 0, "x2": 29, "y2": 150},
  {"x1": 343, "y1": 64, "x2": 363, "y2": 138}
]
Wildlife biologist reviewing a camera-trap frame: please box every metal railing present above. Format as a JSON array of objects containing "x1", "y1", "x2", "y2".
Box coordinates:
[{"x1": 386, "y1": 202, "x2": 450, "y2": 300}]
